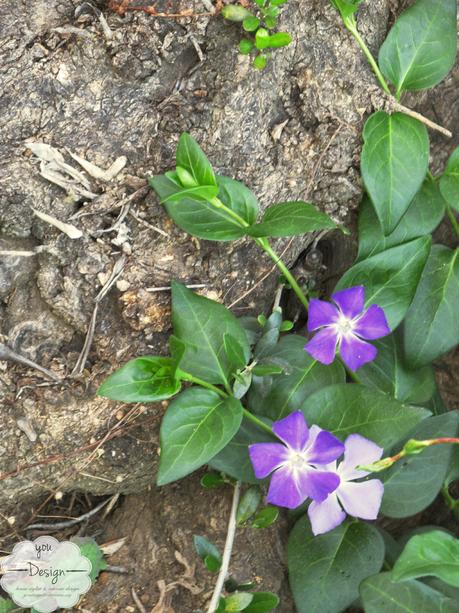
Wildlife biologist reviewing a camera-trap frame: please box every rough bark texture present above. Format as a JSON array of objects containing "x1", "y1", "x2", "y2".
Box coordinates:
[{"x1": 0, "y1": 0, "x2": 458, "y2": 610}]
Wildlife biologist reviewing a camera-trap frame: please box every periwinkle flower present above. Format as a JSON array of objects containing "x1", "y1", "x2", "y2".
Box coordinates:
[
  {"x1": 304, "y1": 285, "x2": 390, "y2": 371},
  {"x1": 248, "y1": 412, "x2": 344, "y2": 509},
  {"x1": 308, "y1": 433, "x2": 384, "y2": 535}
]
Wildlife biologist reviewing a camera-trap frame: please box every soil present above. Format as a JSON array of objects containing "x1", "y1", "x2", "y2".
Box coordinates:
[{"x1": 0, "y1": 0, "x2": 458, "y2": 611}]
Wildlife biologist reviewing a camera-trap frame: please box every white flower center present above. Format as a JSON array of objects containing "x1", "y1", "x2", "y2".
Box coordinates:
[
  {"x1": 335, "y1": 314, "x2": 355, "y2": 338},
  {"x1": 286, "y1": 450, "x2": 310, "y2": 474}
]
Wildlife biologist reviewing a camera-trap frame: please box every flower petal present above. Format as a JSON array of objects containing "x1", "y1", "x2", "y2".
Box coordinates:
[
  {"x1": 298, "y1": 469, "x2": 340, "y2": 503},
  {"x1": 266, "y1": 465, "x2": 305, "y2": 509},
  {"x1": 339, "y1": 433, "x2": 384, "y2": 481},
  {"x1": 272, "y1": 411, "x2": 309, "y2": 451},
  {"x1": 307, "y1": 430, "x2": 344, "y2": 465},
  {"x1": 304, "y1": 328, "x2": 338, "y2": 365},
  {"x1": 307, "y1": 298, "x2": 339, "y2": 331},
  {"x1": 332, "y1": 286, "x2": 365, "y2": 319},
  {"x1": 337, "y1": 479, "x2": 384, "y2": 520},
  {"x1": 354, "y1": 304, "x2": 391, "y2": 340},
  {"x1": 339, "y1": 334, "x2": 377, "y2": 371},
  {"x1": 248, "y1": 443, "x2": 288, "y2": 479},
  {"x1": 308, "y1": 494, "x2": 346, "y2": 535}
]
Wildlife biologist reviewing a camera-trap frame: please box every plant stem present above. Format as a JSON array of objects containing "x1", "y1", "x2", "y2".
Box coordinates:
[
  {"x1": 210, "y1": 197, "x2": 250, "y2": 228},
  {"x1": 446, "y1": 205, "x2": 459, "y2": 238},
  {"x1": 181, "y1": 373, "x2": 229, "y2": 398},
  {"x1": 345, "y1": 18, "x2": 392, "y2": 96},
  {"x1": 257, "y1": 238, "x2": 309, "y2": 309},
  {"x1": 242, "y1": 410, "x2": 274, "y2": 435},
  {"x1": 207, "y1": 481, "x2": 241, "y2": 613},
  {"x1": 344, "y1": 364, "x2": 363, "y2": 384}
]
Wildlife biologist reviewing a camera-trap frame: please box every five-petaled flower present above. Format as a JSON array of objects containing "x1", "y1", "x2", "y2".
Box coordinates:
[
  {"x1": 304, "y1": 285, "x2": 391, "y2": 371},
  {"x1": 248, "y1": 411, "x2": 344, "y2": 509},
  {"x1": 308, "y1": 433, "x2": 384, "y2": 535}
]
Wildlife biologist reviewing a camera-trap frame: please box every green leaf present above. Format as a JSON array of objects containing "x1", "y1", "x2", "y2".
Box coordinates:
[
  {"x1": 243, "y1": 593, "x2": 280, "y2": 613},
  {"x1": 176, "y1": 134, "x2": 216, "y2": 187},
  {"x1": 157, "y1": 388, "x2": 243, "y2": 485},
  {"x1": 288, "y1": 518, "x2": 384, "y2": 613},
  {"x1": 193, "y1": 535, "x2": 222, "y2": 565},
  {"x1": 239, "y1": 39, "x2": 255, "y2": 55},
  {"x1": 201, "y1": 472, "x2": 226, "y2": 489},
  {"x1": 253, "y1": 54, "x2": 268, "y2": 70},
  {"x1": 357, "y1": 178, "x2": 445, "y2": 261},
  {"x1": 378, "y1": 0, "x2": 457, "y2": 95},
  {"x1": 224, "y1": 333, "x2": 249, "y2": 370},
  {"x1": 221, "y1": 5, "x2": 253, "y2": 21},
  {"x1": 172, "y1": 282, "x2": 250, "y2": 386},
  {"x1": 393, "y1": 530, "x2": 459, "y2": 587},
  {"x1": 360, "y1": 572, "x2": 459, "y2": 613},
  {"x1": 151, "y1": 173, "x2": 219, "y2": 204},
  {"x1": 302, "y1": 383, "x2": 430, "y2": 448},
  {"x1": 236, "y1": 487, "x2": 261, "y2": 525},
  {"x1": 358, "y1": 332, "x2": 435, "y2": 404},
  {"x1": 381, "y1": 411, "x2": 459, "y2": 518},
  {"x1": 71, "y1": 537, "x2": 108, "y2": 582},
  {"x1": 335, "y1": 236, "x2": 432, "y2": 330},
  {"x1": 225, "y1": 592, "x2": 253, "y2": 612},
  {"x1": 209, "y1": 416, "x2": 275, "y2": 483},
  {"x1": 264, "y1": 32, "x2": 292, "y2": 48},
  {"x1": 445, "y1": 445, "x2": 459, "y2": 487},
  {"x1": 440, "y1": 147, "x2": 459, "y2": 211},
  {"x1": 217, "y1": 175, "x2": 259, "y2": 225},
  {"x1": 251, "y1": 506, "x2": 279, "y2": 528},
  {"x1": 0, "y1": 599, "x2": 22, "y2": 613},
  {"x1": 248, "y1": 335, "x2": 345, "y2": 420},
  {"x1": 404, "y1": 246, "x2": 459, "y2": 367},
  {"x1": 330, "y1": 0, "x2": 364, "y2": 20},
  {"x1": 243, "y1": 16, "x2": 260, "y2": 31},
  {"x1": 205, "y1": 554, "x2": 222, "y2": 573},
  {"x1": 247, "y1": 201, "x2": 336, "y2": 237},
  {"x1": 361, "y1": 112, "x2": 429, "y2": 234},
  {"x1": 97, "y1": 356, "x2": 181, "y2": 403}
]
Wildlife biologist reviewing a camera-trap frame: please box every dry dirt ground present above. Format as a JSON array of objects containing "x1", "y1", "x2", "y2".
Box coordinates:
[{"x1": 0, "y1": 0, "x2": 458, "y2": 611}]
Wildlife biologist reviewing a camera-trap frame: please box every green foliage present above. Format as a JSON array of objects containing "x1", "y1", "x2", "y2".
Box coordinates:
[
  {"x1": 157, "y1": 388, "x2": 243, "y2": 485},
  {"x1": 393, "y1": 530, "x2": 459, "y2": 587},
  {"x1": 243, "y1": 592, "x2": 280, "y2": 612},
  {"x1": 329, "y1": 0, "x2": 364, "y2": 21},
  {"x1": 378, "y1": 0, "x2": 457, "y2": 95},
  {"x1": 336, "y1": 236, "x2": 432, "y2": 330},
  {"x1": 357, "y1": 179, "x2": 445, "y2": 261},
  {"x1": 381, "y1": 411, "x2": 459, "y2": 518},
  {"x1": 236, "y1": 487, "x2": 261, "y2": 525},
  {"x1": 404, "y1": 246, "x2": 459, "y2": 367},
  {"x1": 360, "y1": 572, "x2": 459, "y2": 613},
  {"x1": 97, "y1": 356, "x2": 181, "y2": 402},
  {"x1": 193, "y1": 535, "x2": 222, "y2": 573},
  {"x1": 0, "y1": 599, "x2": 21, "y2": 613},
  {"x1": 288, "y1": 517, "x2": 385, "y2": 613},
  {"x1": 225, "y1": 592, "x2": 254, "y2": 612},
  {"x1": 358, "y1": 331, "x2": 436, "y2": 404},
  {"x1": 440, "y1": 147, "x2": 459, "y2": 211},
  {"x1": 302, "y1": 383, "x2": 430, "y2": 448},
  {"x1": 71, "y1": 537, "x2": 108, "y2": 582},
  {"x1": 247, "y1": 201, "x2": 337, "y2": 237},
  {"x1": 361, "y1": 112, "x2": 429, "y2": 234},
  {"x1": 251, "y1": 506, "x2": 279, "y2": 528}
]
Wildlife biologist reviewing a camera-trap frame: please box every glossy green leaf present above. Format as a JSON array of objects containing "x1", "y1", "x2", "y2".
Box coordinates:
[
  {"x1": 243, "y1": 16, "x2": 260, "y2": 31},
  {"x1": 357, "y1": 179, "x2": 445, "y2": 261},
  {"x1": 71, "y1": 537, "x2": 107, "y2": 582},
  {"x1": 209, "y1": 416, "x2": 275, "y2": 483},
  {"x1": 176, "y1": 134, "x2": 216, "y2": 186},
  {"x1": 330, "y1": 0, "x2": 364, "y2": 20},
  {"x1": 97, "y1": 356, "x2": 181, "y2": 403},
  {"x1": 205, "y1": 555, "x2": 222, "y2": 573},
  {"x1": 221, "y1": 5, "x2": 253, "y2": 21},
  {"x1": 224, "y1": 333, "x2": 249, "y2": 370},
  {"x1": 243, "y1": 592, "x2": 280, "y2": 613},
  {"x1": 360, "y1": 572, "x2": 459, "y2": 613},
  {"x1": 239, "y1": 39, "x2": 255, "y2": 55},
  {"x1": 225, "y1": 592, "x2": 253, "y2": 612},
  {"x1": 157, "y1": 388, "x2": 243, "y2": 485},
  {"x1": 253, "y1": 54, "x2": 268, "y2": 70},
  {"x1": 440, "y1": 147, "x2": 459, "y2": 211},
  {"x1": 404, "y1": 246, "x2": 459, "y2": 367},
  {"x1": 151, "y1": 172, "x2": 219, "y2": 203},
  {"x1": 201, "y1": 472, "x2": 226, "y2": 489},
  {"x1": 251, "y1": 506, "x2": 279, "y2": 528},
  {"x1": 381, "y1": 411, "x2": 459, "y2": 517},
  {"x1": 393, "y1": 530, "x2": 459, "y2": 587},
  {"x1": 361, "y1": 112, "x2": 429, "y2": 234},
  {"x1": 193, "y1": 535, "x2": 222, "y2": 566},
  {"x1": 247, "y1": 335, "x2": 345, "y2": 420},
  {"x1": 378, "y1": 0, "x2": 457, "y2": 95},
  {"x1": 336, "y1": 236, "x2": 432, "y2": 330},
  {"x1": 172, "y1": 282, "x2": 250, "y2": 386},
  {"x1": 236, "y1": 487, "x2": 261, "y2": 525},
  {"x1": 302, "y1": 383, "x2": 430, "y2": 448},
  {"x1": 288, "y1": 518, "x2": 384, "y2": 613},
  {"x1": 358, "y1": 331, "x2": 435, "y2": 404},
  {"x1": 247, "y1": 201, "x2": 336, "y2": 237}
]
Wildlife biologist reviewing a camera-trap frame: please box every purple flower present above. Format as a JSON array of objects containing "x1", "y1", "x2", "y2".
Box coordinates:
[
  {"x1": 248, "y1": 411, "x2": 344, "y2": 509},
  {"x1": 308, "y1": 433, "x2": 384, "y2": 535},
  {"x1": 304, "y1": 285, "x2": 390, "y2": 371}
]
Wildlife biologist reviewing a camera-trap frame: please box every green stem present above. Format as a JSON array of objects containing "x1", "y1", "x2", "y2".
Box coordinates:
[
  {"x1": 345, "y1": 18, "x2": 392, "y2": 96},
  {"x1": 257, "y1": 238, "x2": 309, "y2": 310},
  {"x1": 446, "y1": 205, "x2": 459, "y2": 238},
  {"x1": 210, "y1": 197, "x2": 250, "y2": 228},
  {"x1": 344, "y1": 364, "x2": 363, "y2": 384},
  {"x1": 242, "y1": 409, "x2": 274, "y2": 435}
]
